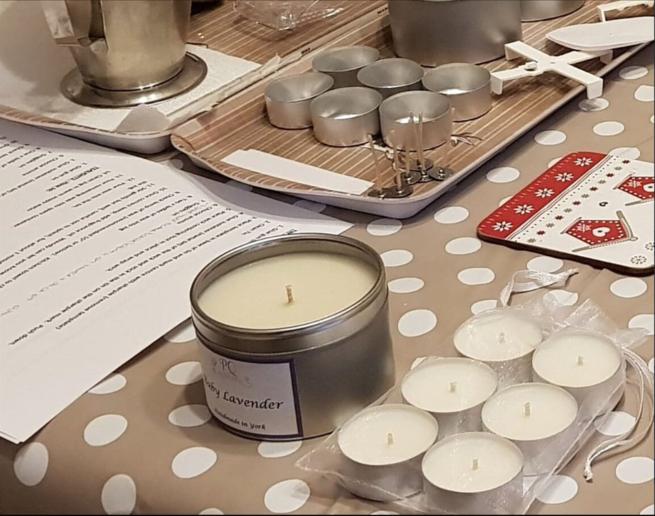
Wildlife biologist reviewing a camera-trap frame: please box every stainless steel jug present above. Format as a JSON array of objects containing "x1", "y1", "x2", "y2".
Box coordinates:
[
  {"x1": 521, "y1": 0, "x2": 585, "y2": 21},
  {"x1": 41, "y1": 0, "x2": 207, "y2": 107},
  {"x1": 388, "y1": 0, "x2": 523, "y2": 67}
]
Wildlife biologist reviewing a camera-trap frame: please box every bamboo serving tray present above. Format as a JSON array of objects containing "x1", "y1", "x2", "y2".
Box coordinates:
[{"x1": 171, "y1": 1, "x2": 650, "y2": 218}]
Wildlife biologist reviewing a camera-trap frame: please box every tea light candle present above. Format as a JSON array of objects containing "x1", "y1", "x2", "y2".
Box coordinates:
[
  {"x1": 401, "y1": 357, "x2": 497, "y2": 438},
  {"x1": 532, "y1": 330, "x2": 624, "y2": 416},
  {"x1": 454, "y1": 310, "x2": 543, "y2": 387},
  {"x1": 422, "y1": 432, "x2": 524, "y2": 514},
  {"x1": 482, "y1": 383, "x2": 578, "y2": 474},
  {"x1": 337, "y1": 404, "x2": 439, "y2": 501}
]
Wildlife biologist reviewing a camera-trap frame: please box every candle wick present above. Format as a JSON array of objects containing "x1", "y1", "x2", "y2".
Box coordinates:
[
  {"x1": 449, "y1": 381, "x2": 457, "y2": 393},
  {"x1": 285, "y1": 285, "x2": 294, "y2": 304},
  {"x1": 498, "y1": 332, "x2": 506, "y2": 345},
  {"x1": 577, "y1": 355, "x2": 584, "y2": 366},
  {"x1": 524, "y1": 401, "x2": 531, "y2": 417},
  {"x1": 387, "y1": 432, "x2": 394, "y2": 446},
  {"x1": 472, "y1": 458, "x2": 479, "y2": 471}
]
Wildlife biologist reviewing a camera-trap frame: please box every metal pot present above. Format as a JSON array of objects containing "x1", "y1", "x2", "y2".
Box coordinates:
[
  {"x1": 521, "y1": 0, "x2": 585, "y2": 21},
  {"x1": 388, "y1": 0, "x2": 522, "y2": 67}
]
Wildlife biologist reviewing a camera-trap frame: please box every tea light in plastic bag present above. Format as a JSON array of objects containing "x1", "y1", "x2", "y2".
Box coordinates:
[
  {"x1": 337, "y1": 403, "x2": 439, "y2": 501},
  {"x1": 481, "y1": 383, "x2": 578, "y2": 474},
  {"x1": 401, "y1": 357, "x2": 497, "y2": 438},
  {"x1": 422, "y1": 432, "x2": 524, "y2": 514},
  {"x1": 454, "y1": 309, "x2": 543, "y2": 387},
  {"x1": 532, "y1": 330, "x2": 624, "y2": 416}
]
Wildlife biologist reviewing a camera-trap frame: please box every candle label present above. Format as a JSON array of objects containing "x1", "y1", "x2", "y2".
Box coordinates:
[{"x1": 199, "y1": 347, "x2": 302, "y2": 438}]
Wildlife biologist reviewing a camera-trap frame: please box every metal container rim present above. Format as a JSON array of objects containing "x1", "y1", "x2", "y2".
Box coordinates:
[
  {"x1": 422, "y1": 63, "x2": 491, "y2": 96},
  {"x1": 265, "y1": 72, "x2": 334, "y2": 105}
]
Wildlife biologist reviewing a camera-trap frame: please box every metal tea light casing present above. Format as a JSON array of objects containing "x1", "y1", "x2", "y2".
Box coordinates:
[{"x1": 190, "y1": 234, "x2": 395, "y2": 441}]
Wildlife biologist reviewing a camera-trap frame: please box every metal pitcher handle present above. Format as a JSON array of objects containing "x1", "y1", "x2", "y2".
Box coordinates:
[{"x1": 41, "y1": 0, "x2": 95, "y2": 46}]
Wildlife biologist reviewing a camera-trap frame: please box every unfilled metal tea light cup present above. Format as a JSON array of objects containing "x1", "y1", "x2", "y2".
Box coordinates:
[
  {"x1": 311, "y1": 87, "x2": 383, "y2": 147},
  {"x1": 357, "y1": 58, "x2": 425, "y2": 99},
  {"x1": 312, "y1": 46, "x2": 380, "y2": 89},
  {"x1": 453, "y1": 309, "x2": 543, "y2": 388},
  {"x1": 422, "y1": 432, "x2": 524, "y2": 515},
  {"x1": 532, "y1": 329, "x2": 624, "y2": 417},
  {"x1": 401, "y1": 357, "x2": 497, "y2": 438},
  {"x1": 482, "y1": 382, "x2": 578, "y2": 475},
  {"x1": 337, "y1": 403, "x2": 439, "y2": 501},
  {"x1": 422, "y1": 63, "x2": 492, "y2": 121},
  {"x1": 379, "y1": 90, "x2": 452, "y2": 151},
  {"x1": 265, "y1": 72, "x2": 334, "y2": 129}
]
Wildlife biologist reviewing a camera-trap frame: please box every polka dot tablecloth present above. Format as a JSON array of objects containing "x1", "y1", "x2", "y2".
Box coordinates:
[{"x1": 1, "y1": 47, "x2": 653, "y2": 516}]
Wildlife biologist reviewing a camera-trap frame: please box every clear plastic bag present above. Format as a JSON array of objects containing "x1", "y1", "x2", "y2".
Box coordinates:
[
  {"x1": 233, "y1": 0, "x2": 343, "y2": 31},
  {"x1": 296, "y1": 270, "x2": 652, "y2": 514}
]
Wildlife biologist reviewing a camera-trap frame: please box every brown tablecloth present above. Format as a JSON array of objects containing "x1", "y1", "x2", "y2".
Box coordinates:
[{"x1": 1, "y1": 45, "x2": 653, "y2": 516}]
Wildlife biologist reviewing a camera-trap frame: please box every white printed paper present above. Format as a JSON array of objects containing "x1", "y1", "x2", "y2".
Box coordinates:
[{"x1": 0, "y1": 119, "x2": 352, "y2": 443}]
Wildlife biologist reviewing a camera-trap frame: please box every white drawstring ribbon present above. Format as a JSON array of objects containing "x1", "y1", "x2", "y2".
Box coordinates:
[{"x1": 499, "y1": 268, "x2": 579, "y2": 307}]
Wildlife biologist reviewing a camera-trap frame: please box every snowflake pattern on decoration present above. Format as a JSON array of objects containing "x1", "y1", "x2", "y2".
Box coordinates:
[
  {"x1": 493, "y1": 221, "x2": 513, "y2": 232},
  {"x1": 631, "y1": 255, "x2": 647, "y2": 265},
  {"x1": 575, "y1": 222, "x2": 592, "y2": 232},
  {"x1": 575, "y1": 157, "x2": 593, "y2": 167},
  {"x1": 536, "y1": 188, "x2": 555, "y2": 198},
  {"x1": 646, "y1": 242, "x2": 655, "y2": 252},
  {"x1": 514, "y1": 204, "x2": 534, "y2": 215},
  {"x1": 555, "y1": 172, "x2": 574, "y2": 182},
  {"x1": 616, "y1": 175, "x2": 654, "y2": 202}
]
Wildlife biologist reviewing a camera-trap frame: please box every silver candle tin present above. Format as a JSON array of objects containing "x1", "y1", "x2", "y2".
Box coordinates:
[
  {"x1": 379, "y1": 91, "x2": 452, "y2": 150},
  {"x1": 481, "y1": 383, "x2": 578, "y2": 475},
  {"x1": 401, "y1": 357, "x2": 498, "y2": 439},
  {"x1": 422, "y1": 432, "x2": 524, "y2": 515},
  {"x1": 422, "y1": 63, "x2": 492, "y2": 122},
  {"x1": 337, "y1": 404, "x2": 439, "y2": 502},
  {"x1": 312, "y1": 46, "x2": 380, "y2": 89},
  {"x1": 311, "y1": 87, "x2": 383, "y2": 147},
  {"x1": 190, "y1": 234, "x2": 395, "y2": 441},
  {"x1": 265, "y1": 72, "x2": 334, "y2": 129},
  {"x1": 521, "y1": 0, "x2": 585, "y2": 21},
  {"x1": 356, "y1": 58, "x2": 425, "y2": 99}
]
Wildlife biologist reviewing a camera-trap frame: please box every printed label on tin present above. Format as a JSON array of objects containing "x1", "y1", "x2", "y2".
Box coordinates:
[{"x1": 199, "y1": 346, "x2": 302, "y2": 438}]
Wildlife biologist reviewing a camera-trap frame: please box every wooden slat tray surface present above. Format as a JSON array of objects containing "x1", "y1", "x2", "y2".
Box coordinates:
[{"x1": 171, "y1": 1, "x2": 651, "y2": 218}]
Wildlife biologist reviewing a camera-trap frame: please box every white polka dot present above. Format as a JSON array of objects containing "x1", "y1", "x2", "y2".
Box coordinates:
[
  {"x1": 257, "y1": 441, "x2": 302, "y2": 458},
  {"x1": 226, "y1": 180, "x2": 252, "y2": 191},
  {"x1": 168, "y1": 405, "x2": 212, "y2": 428},
  {"x1": 543, "y1": 289, "x2": 578, "y2": 306},
  {"x1": 445, "y1": 237, "x2": 482, "y2": 255},
  {"x1": 579, "y1": 97, "x2": 609, "y2": 112},
  {"x1": 367, "y1": 218, "x2": 402, "y2": 236},
  {"x1": 535, "y1": 475, "x2": 578, "y2": 504},
  {"x1": 594, "y1": 410, "x2": 636, "y2": 436},
  {"x1": 164, "y1": 320, "x2": 196, "y2": 343},
  {"x1": 651, "y1": 115, "x2": 654, "y2": 124},
  {"x1": 84, "y1": 415, "x2": 128, "y2": 447},
  {"x1": 498, "y1": 195, "x2": 512, "y2": 206},
  {"x1": 381, "y1": 249, "x2": 413, "y2": 267},
  {"x1": 535, "y1": 130, "x2": 566, "y2": 146},
  {"x1": 398, "y1": 309, "x2": 438, "y2": 337},
  {"x1": 410, "y1": 356, "x2": 428, "y2": 369},
  {"x1": 635, "y1": 85, "x2": 654, "y2": 102},
  {"x1": 388, "y1": 277, "x2": 424, "y2": 294},
  {"x1": 609, "y1": 147, "x2": 641, "y2": 160},
  {"x1": 593, "y1": 121, "x2": 624, "y2": 136},
  {"x1": 641, "y1": 504, "x2": 654, "y2": 515},
  {"x1": 434, "y1": 206, "x2": 469, "y2": 224},
  {"x1": 527, "y1": 256, "x2": 563, "y2": 273},
  {"x1": 616, "y1": 457, "x2": 654, "y2": 484},
  {"x1": 293, "y1": 200, "x2": 326, "y2": 213},
  {"x1": 619, "y1": 65, "x2": 648, "y2": 80},
  {"x1": 610, "y1": 277, "x2": 647, "y2": 298},
  {"x1": 199, "y1": 509, "x2": 223, "y2": 515},
  {"x1": 629, "y1": 314, "x2": 654, "y2": 335},
  {"x1": 457, "y1": 267, "x2": 495, "y2": 286},
  {"x1": 649, "y1": 358, "x2": 654, "y2": 374},
  {"x1": 89, "y1": 374, "x2": 127, "y2": 395},
  {"x1": 548, "y1": 156, "x2": 563, "y2": 168},
  {"x1": 172, "y1": 447, "x2": 217, "y2": 479},
  {"x1": 166, "y1": 361, "x2": 202, "y2": 385},
  {"x1": 264, "y1": 479, "x2": 311, "y2": 513},
  {"x1": 101, "y1": 474, "x2": 136, "y2": 515},
  {"x1": 13, "y1": 442, "x2": 48, "y2": 487},
  {"x1": 486, "y1": 167, "x2": 520, "y2": 183},
  {"x1": 471, "y1": 299, "x2": 498, "y2": 315}
]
